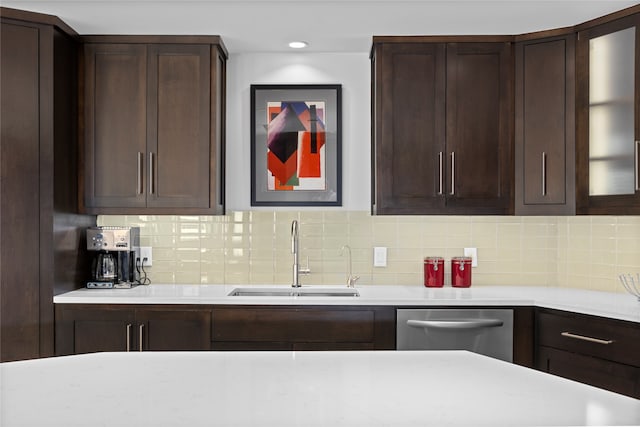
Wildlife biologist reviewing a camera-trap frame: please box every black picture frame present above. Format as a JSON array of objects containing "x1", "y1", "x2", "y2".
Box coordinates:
[{"x1": 250, "y1": 84, "x2": 342, "y2": 206}]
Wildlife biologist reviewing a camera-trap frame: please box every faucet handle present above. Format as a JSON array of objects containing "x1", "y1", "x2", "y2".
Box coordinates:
[{"x1": 299, "y1": 256, "x2": 311, "y2": 275}]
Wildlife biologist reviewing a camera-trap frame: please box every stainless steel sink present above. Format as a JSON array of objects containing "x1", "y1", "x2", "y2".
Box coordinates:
[
  {"x1": 296, "y1": 288, "x2": 360, "y2": 297},
  {"x1": 227, "y1": 288, "x2": 296, "y2": 297},
  {"x1": 228, "y1": 287, "x2": 359, "y2": 297}
]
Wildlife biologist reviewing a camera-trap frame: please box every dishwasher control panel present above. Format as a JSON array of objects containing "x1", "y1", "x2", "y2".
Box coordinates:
[{"x1": 396, "y1": 309, "x2": 514, "y2": 363}]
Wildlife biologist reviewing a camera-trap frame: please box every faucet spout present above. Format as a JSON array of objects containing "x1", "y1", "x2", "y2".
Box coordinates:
[
  {"x1": 291, "y1": 220, "x2": 299, "y2": 255},
  {"x1": 291, "y1": 220, "x2": 310, "y2": 287}
]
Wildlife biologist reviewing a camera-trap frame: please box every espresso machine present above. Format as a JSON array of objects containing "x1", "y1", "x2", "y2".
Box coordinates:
[{"x1": 86, "y1": 227, "x2": 140, "y2": 289}]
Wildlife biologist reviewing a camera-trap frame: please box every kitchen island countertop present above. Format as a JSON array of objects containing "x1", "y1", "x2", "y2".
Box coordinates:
[
  {"x1": 1, "y1": 350, "x2": 639, "y2": 426},
  {"x1": 54, "y1": 284, "x2": 640, "y2": 323}
]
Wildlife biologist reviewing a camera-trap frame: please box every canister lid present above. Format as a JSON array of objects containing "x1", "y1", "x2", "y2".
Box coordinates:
[
  {"x1": 424, "y1": 256, "x2": 444, "y2": 262},
  {"x1": 451, "y1": 256, "x2": 472, "y2": 264}
]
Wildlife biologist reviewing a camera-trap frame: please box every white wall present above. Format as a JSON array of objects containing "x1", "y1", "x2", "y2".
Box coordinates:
[{"x1": 225, "y1": 52, "x2": 371, "y2": 211}]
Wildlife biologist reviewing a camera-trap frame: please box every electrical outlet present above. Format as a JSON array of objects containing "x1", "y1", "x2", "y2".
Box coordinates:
[
  {"x1": 139, "y1": 246, "x2": 153, "y2": 266},
  {"x1": 374, "y1": 247, "x2": 387, "y2": 267},
  {"x1": 464, "y1": 247, "x2": 478, "y2": 267}
]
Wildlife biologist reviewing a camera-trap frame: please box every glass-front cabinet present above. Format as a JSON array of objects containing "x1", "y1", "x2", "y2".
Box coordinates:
[{"x1": 577, "y1": 13, "x2": 640, "y2": 213}]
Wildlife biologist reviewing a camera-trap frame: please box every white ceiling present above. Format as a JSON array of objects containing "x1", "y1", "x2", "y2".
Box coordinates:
[{"x1": 3, "y1": 1, "x2": 639, "y2": 53}]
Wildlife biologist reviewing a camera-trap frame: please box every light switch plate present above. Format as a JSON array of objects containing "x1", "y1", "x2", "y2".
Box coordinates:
[
  {"x1": 374, "y1": 247, "x2": 387, "y2": 267},
  {"x1": 464, "y1": 247, "x2": 478, "y2": 267}
]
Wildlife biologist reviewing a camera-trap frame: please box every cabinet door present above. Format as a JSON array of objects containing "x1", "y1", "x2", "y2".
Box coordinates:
[
  {"x1": 576, "y1": 13, "x2": 640, "y2": 214},
  {"x1": 212, "y1": 47, "x2": 226, "y2": 214},
  {"x1": 373, "y1": 43, "x2": 446, "y2": 214},
  {"x1": 146, "y1": 44, "x2": 211, "y2": 209},
  {"x1": 82, "y1": 43, "x2": 147, "y2": 209},
  {"x1": 515, "y1": 36, "x2": 576, "y2": 215},
  {"x1": 56, "y1": 305, "x2": 212, "y2": 354},
  {"x1": 1, "y1": 20, "x2": 44, "y2": 361},
  {"x1": 55, "y1": 305, "x2": 136, "y2": 355},
  {"x1": 136, "y1": 307, "x2": 211, "y2": 351},
  {"x1": 445, "y1": 42, "x2": 513, "y2": 214}
]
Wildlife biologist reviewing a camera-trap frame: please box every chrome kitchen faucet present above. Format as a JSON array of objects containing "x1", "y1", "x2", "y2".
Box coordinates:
[
  {"x1": 340, "y1": 245, "x2": 360, "y2": 288},
  {"x1": 291, "y1": 220, "x2": 310, "y2": 287}
]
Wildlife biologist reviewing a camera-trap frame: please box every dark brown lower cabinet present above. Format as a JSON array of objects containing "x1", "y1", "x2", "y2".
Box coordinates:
[
  {"x1": 57, "y1": 304, "x2": 395, "y2": 353},
  {"x1": 537, "y1": 346, "x2": 640, "y2": 398},
  {"x1": 56, "y1": 302, "x2": 640, "y2": 399},
  {"x1": 211, "y1": 306, "x2": 396, "y2": 351},
  {"x1": 55, "y1": 304, "x2": 212, "y2": 354},
  {"x1": 535, "y1": 308, "x2": 640, "y2": 398}
]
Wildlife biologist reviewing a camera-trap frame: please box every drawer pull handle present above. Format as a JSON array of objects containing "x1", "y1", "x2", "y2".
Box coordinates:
[
  {"x1": 561, "y1": 332, "x2": 613, "y2": 345},
  {"x1": 126, "y1": 323, "x2": 132, "y2": 352},
  {"x1": 139, "y1": 324, "x2": 144, "y2": 352}
]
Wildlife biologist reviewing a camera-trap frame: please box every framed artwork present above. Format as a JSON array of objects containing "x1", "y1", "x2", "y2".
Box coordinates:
[{"x1": 250, "y1": 84, "x2": 342, "y2": 206}]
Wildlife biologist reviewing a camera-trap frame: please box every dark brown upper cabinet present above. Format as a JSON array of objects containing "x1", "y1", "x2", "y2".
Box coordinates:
[
  {"x1": 371, "y1": 38, "x2": 513, "y2": 215},
  {"x1": 576, "y1": 12, "x2": 640, "y2": 214},
  {"x1": 514, "y1": 34, "x2": 576, "y2": 215},
  {"x1": 80, "y1": 36, "x2": 226, "y2": 214}
]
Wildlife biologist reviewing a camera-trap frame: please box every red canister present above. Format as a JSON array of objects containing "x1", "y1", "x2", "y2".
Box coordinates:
[
  {"x1": 451, "y1": 257, "x2": 472, "y2": 287},
  {"x1": 424, "y1": 257, "x2": 444, "y2": 287}
]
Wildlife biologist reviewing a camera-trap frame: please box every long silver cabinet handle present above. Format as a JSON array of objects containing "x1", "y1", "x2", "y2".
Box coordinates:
[
  {"x1": 407, "y1": 319, "x2": 504, "y2": 330},
  {"x1": 561, "y1": 331, "x2": 613, "y2": 345},
  {"x1": 149, "y1": 153, "x2": 155, "y2": 195},
  {"x1": 450, "y1": 152, "x2": 455, "y2": 196},
  {"x1": 126, "y1": 323, "x2": 132, "y2": 352},
  {"x1": 541, "y1": 151, "x2": 547, "y2": 196},
  {"x1": 438, "y1": 151, "x2": 444, "y2": 195},
  {"x1": 139, "y1": 324, "x2": 144, "y2": 352},
  {"x1": 137, "y1": 153, "x2": 144, "y2": 195},
  {"x1": 635, "y1": 141, "x2": 639, "y2": 192}
]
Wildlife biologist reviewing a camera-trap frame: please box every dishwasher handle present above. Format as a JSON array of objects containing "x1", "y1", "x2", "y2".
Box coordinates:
[{"x1": 407, "y1": 319, "x2": 504, "y2": 330}]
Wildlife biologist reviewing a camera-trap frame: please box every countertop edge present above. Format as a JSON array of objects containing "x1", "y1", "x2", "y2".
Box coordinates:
[{"x1": 53, "y1": 285, "x2": 640, "y2": 324}]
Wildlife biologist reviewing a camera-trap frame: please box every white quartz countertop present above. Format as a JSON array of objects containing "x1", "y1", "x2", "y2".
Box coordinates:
[
  {"x1": 1, "y1": 350, "x2": 639, "y2": 427},
  {"x1": 54, "y1": 284, "x2": 640, "y2": 323}
]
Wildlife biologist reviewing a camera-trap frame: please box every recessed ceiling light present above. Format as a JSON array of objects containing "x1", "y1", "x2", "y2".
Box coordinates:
[{"x1": 288, "y1": 41, "x2": 308, "y2": 49}]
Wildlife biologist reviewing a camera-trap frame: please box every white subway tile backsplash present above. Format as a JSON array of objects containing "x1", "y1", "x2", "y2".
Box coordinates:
[
  {"x1": 151, "y1": 271, "x2": 176, "y2": 284},
  {"x1": 96, "y1": 212, "x2": 640, "y2": 292}
]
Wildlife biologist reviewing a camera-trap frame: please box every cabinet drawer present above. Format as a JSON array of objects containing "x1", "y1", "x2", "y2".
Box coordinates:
[
  {"x1": 212, "y1": 307, "x2": 375, "y2": 343},
  {"x1": 537, "y1": 346, "x2": 640, "y2": 398},
  {"x1": 537, "y1": 309, "x2": 640, "y2": 367}
]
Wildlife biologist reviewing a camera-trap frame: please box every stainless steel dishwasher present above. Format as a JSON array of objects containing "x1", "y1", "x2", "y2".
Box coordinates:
[{"x1": 396, "y1": 309, "x2": 513, "y2": 362}]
